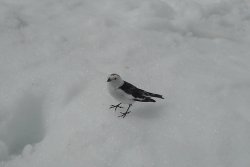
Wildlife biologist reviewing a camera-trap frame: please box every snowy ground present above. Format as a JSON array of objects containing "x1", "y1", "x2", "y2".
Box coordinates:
[{"x1": 0, "y1": 0, "x2": 250, "y2": 166}]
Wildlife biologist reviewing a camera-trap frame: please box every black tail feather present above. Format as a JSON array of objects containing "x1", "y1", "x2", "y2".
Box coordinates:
[{"x1": 144, "y1": 91, "x2": 164, "y2": 99}]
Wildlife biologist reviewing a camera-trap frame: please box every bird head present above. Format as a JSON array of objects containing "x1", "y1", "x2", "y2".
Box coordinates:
[{"x1": 107, "y1": 74, "x2": 124, "y2": 88}]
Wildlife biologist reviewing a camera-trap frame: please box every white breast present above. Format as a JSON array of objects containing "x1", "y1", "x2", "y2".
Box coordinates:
[{"x1": 108, "y1": 84, "x2": 135, "y2": 104}]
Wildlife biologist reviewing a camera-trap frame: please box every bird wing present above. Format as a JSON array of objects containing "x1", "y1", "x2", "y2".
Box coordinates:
[
  {"x1": 119, "y1": 81, "x2": 144, "y2": 99},
  {"x1": 119, "y1": 81, "x2": 153, "y2": 101},
  {"x1": 120, "y1": 81, "x2": 164, "y2": 100}
]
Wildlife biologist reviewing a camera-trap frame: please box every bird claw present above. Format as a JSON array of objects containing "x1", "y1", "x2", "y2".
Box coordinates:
[
  {"x1": 118, "y1": 111, "x2": 131, "y2": 118},
  {"x1": 109, "y1": 103, "x2": 123, "y2": 111}
]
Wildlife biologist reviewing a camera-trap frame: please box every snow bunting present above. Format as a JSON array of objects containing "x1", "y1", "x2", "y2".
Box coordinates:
[{"x1": 107, "y1": 74, "x2": 164, "y2": 118}]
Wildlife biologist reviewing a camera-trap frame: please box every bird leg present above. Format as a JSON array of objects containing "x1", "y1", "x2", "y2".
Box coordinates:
[
  {"x1": 110, "y1": 103, "x2": 123, "y2": 111},
  {"x1": 118, "y1": 104, "x2": 132, "y2": 118}
]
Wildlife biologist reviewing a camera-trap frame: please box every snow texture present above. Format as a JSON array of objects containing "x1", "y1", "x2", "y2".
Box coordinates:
[{"x1": 0, "y1": 0, "x2": 250, "y2": 166}]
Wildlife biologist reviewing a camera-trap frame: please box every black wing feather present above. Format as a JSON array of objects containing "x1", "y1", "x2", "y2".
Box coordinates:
[
  {"x1": 119, "y1": 81, "x2": 164, "y2": 101},
  {"x1": 119, "y1": 81, "x2": 145, "y2": 99}
]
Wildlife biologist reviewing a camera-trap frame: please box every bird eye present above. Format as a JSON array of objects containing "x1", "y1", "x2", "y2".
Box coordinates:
[{"x1": 114, "y1": 78, "x2": 117, "y2": 80}]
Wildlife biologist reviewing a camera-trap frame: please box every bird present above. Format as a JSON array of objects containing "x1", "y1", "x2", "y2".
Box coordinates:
[{"x1": 107, "y1": 74, "x2": 164, "y2": 118}]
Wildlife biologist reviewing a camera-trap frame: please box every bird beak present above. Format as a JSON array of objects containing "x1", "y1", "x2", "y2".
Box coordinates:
[{"x1": 107, "y1": 78, "x2": 111, "y2": 82}]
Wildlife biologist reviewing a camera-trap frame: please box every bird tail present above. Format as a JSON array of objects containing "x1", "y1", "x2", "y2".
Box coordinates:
[
  {"x1": 134, "y1": 97, "x2": 156, "y2": 102},
  {"x1": 144, "y1": 91, "x2": 164, "y2": 99}
]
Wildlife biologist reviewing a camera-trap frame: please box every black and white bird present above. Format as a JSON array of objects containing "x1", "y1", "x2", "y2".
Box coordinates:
[{"x1": 107, "y1": 74, "x2": 164, "y2": 118}]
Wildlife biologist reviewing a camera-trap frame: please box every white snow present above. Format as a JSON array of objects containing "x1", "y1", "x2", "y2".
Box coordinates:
[{"x1": 0, "y1": 0, "x2": 250, "y2": 166}]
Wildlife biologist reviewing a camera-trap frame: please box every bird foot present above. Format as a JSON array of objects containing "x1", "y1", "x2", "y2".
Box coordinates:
[
  {"x1": 109, "y1": 103, "x2": 123, "y2": 111},
  {"x1": 118, "y1": 111, "x2": 131, "y2": 118}
]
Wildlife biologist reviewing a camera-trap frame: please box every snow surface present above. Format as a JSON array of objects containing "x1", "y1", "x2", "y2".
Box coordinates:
[{"x1": 1, "y1": 0, "x2": 250, "y2": 166}]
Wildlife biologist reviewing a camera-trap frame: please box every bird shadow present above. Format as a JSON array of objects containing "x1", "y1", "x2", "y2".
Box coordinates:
[{"x1": 132, "y1": 103, "x2": 166, "y2": 119}]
